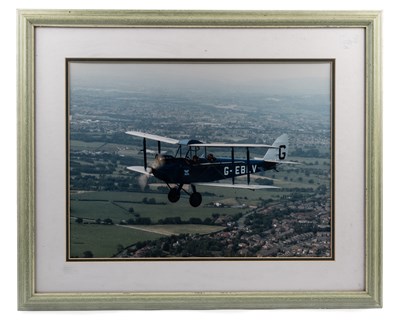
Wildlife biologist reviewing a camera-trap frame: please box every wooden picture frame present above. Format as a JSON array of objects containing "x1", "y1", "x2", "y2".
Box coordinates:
[{"x1": 17, "y1": 10, "x2": 382, "y2": 310}]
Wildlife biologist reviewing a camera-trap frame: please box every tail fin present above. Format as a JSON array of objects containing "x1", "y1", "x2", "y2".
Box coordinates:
[{"x1": 263, "y1": 134, "x2": 288, "y2": 162}]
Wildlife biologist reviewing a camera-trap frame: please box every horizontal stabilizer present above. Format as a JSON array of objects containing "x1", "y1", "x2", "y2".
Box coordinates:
[
  {"x1": 126, "y1": 166, "x2": 152, "y2": 176},
  {"x1": 126, "y1": 131, "x2": 180, "y2": 145},
  {"x1": 194, "y1": 182, "x2": 279, "y2": 191},
  {"x1": 264, "y1": 160, "x2": 301, "y2": 165}
]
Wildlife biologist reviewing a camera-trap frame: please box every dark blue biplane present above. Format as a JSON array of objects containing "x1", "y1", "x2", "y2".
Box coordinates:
[{"x1": 126, "y1": 131, "x2": 297, "y2": 207}]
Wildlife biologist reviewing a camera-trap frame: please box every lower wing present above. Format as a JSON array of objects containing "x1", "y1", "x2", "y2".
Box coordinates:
[
  {"x1": 253, "y1": 158, "x2": 301, "y2": 165},
  {"x1": 194, "y1": 182, "x2": 279, "y2": 191},
  {"x1": 126, "y1": 166, "x2": 152, "y2": 176}
]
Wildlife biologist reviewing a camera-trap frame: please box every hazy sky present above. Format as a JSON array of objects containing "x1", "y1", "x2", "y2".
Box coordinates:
[{"x1": 69, "y1": 61, "x2": 332, "y2": 95}]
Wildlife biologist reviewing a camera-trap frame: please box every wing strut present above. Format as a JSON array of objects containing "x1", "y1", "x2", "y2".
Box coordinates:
[
  {"x1": 231, "y1": 147, "x2": 235, "y2": 185},
  {"x1": 246, "y1": 147, "x2": 250, "y2": 185},
  {"x1": 143, "y1": 138, "x2": 147, "y2": 169}
]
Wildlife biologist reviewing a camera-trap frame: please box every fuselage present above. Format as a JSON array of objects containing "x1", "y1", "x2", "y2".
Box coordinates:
[{"x1": 150, "y1": 154, "x2": 276, "y2": 184}]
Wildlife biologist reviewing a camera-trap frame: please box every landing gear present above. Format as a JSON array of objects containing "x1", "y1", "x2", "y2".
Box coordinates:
[
  {"x1": 189, "y1": 192, "x2": 202, "y2": 207},
  {"x1": 166, "y1": 184, "x2": 203, "y2": 207},
  {"x1": 189, "y1": 185, "x2": 202, "y2": 207},
  {"x1": 168, "y1": 187, "x2": 181, "y2": 203}
]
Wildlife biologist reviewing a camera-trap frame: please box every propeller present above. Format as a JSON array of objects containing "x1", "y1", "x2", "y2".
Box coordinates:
[
  {"x1": 139, "y1": 149, "x2": 167, "y2": 155},
  {"x1": 137, "y1": 167, "x2": 153, "y2": 191}
]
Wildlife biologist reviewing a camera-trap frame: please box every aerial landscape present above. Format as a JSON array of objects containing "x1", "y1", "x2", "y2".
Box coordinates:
[{"x1": 68, "y1": 61, "x2": 333, "y2": 260}]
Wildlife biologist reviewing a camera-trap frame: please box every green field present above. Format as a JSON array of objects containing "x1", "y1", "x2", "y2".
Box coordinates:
[
  {"x1": 70, "y1": 223, "x2": 160, "y2": 258},
  {"x1": 70, "y1": 221, "x2": 226, "y2": 258},
  {"x1": 70, "y1": 200, "x2": 126, "y2": 220},
  {"x1": 70, "y1": 140, "x2": 105, "y2": 151},
  {"x1": 71, "y1": 191, "x2": 249, "y2": 222},
  {"x1": 69, "y1": 190, "x2": 249, "y2": 258},
  {"x1": 120, "y1": 224, "x2": 226, "y2": 236}
]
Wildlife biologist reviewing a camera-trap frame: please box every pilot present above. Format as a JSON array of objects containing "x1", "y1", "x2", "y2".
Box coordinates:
[
  {"x1": 192, "y1": 155, "x2": 199, "y2": 163},
  {"x1": 207, "y1": 153, "x2": 216, "y2": 162}
]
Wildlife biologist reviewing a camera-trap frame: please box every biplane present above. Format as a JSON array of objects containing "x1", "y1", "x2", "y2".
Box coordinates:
[{"x1": 126, "y1": 131, "x2": 297, "y2": 207}]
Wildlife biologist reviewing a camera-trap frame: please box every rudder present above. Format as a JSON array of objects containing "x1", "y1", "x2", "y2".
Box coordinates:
[{"x1": 263, "y1": 134, "x2": 288, "y2": 161}]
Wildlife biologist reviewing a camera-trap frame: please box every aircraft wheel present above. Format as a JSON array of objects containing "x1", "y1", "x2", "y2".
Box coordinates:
[
  {"x1": 189, "y1": 192, "x2": 202, "y2": 207},
  {"x1": 168, "y1": 188, "x2": 181, "y2": 203}
]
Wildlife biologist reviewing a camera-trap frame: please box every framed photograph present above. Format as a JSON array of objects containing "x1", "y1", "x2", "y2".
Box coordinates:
[
  {"x1": 18, "y1": 10, "x2": 382, "y2": 309},
  {"x1": 67, "y1": 58, "x2": 334, "y2": 261}
]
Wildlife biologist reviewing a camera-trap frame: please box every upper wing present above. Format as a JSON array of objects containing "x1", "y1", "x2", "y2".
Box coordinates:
[
  {"x1": 194, "y1": 182, "x2": 279, "y2": 190},
  {"x1": 126, "y1": 131, "x2": 180, "y2": 145},
  {"x1": 188, "y1": 143, "x2": 278, "y2": 149},
  {"x1": 126, "y1": 132, "x2": 278, "y2": 149}
]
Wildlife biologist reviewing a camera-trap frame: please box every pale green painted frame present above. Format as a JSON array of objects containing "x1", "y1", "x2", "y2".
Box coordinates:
[{"x1": 17, "y1": 10, "x2": 382, "y2": 310}]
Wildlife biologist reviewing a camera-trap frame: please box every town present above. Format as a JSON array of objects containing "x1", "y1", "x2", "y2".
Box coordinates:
[{"x1": 115, "y1": 186, "x2": 331, "y2": 258}]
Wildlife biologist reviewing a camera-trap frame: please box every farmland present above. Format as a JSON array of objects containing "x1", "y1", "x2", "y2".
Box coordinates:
[
  {"x1": 69, "y1": 153, "x2": 330, "y2": 258},
  {"x1": 70, "y1": 223, "x2": 160, "y2": 258}
]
